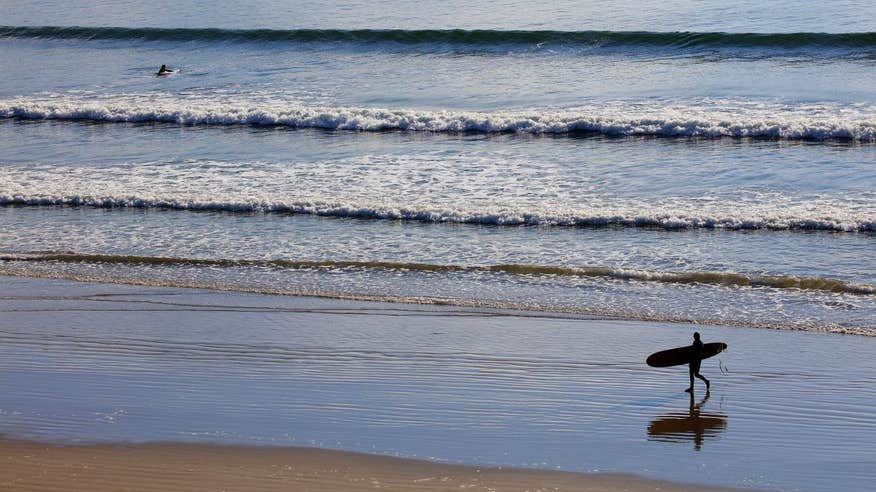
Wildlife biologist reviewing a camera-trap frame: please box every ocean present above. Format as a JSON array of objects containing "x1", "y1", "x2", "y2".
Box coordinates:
[
  {"x1": 1, "y1": 1, "x2": 874, "y2": 335},
  {"x1": 0, "y1": 2, "x2": 875, "y2": 489}
]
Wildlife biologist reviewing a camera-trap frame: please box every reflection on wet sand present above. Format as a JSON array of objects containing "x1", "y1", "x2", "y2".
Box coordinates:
[{"x1": 648, "y1": 393, "x2": 727, "y2": 451}]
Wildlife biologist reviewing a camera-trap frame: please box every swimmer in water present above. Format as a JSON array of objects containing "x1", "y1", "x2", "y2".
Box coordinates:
[{"x1": 157, "y1": 64, "x2": 172, "y2": 76}]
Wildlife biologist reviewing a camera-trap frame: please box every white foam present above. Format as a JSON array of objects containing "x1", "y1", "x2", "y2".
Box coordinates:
[
  {"x1": 2, "y1": 94, "x2": 876, "y2": 140},
  {"x1": 1, "y1": 148, "x2": 872, "y2": 232},
  {"x1": 1, "y1": 194, "x2": 872, "y2": 232}
]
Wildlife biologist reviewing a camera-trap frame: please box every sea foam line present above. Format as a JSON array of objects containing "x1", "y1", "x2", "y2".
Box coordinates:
[
  {"x1": 2, "y1": 99, "x2": 875, "y2": 141},
  {"x1": 2, "y1": 252, "x2": 874, "y2": 296},
  {"x1": 1, "y1": 194, "x2": 873, "y2": 232},
  {"x1": 2, "y1": 267, "x2": 870, "y2": 337}
]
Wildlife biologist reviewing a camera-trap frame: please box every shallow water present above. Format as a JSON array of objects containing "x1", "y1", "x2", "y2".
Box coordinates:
[{"x1": 0, "y1": 277, "x2": 874, "y2": 491}]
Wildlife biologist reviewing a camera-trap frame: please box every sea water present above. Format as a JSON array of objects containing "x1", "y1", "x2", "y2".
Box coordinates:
[
  {"x1": 1, "y1": 2, "x2": 875, "y2": 490},
  {"x1": 1, "y1": 5, "x2": 875, "y2": 325},
  {"x1": 0, "y1": 2, "x2": 874, "y2": 334},
  {"x1": 0, "y1": 278, "x2": 874, "y2": 491}
]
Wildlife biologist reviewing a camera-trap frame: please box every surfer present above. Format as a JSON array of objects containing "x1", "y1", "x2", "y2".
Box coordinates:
[
  {"x1": 156, "y1": 64, "x2": 173, "y2": 76},
  {"x1": 685, "y1": 332, "x2": 710, "y2": 393}
]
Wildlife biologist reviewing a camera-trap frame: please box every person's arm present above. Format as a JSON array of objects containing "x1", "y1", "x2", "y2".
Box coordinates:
[{"x1": 692, "y1": 341, "x2": 703, "y2": 360}]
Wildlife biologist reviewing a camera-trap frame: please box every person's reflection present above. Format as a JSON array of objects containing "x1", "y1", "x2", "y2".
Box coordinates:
[{"x1": 647, "y1": 392, "x2": 726, "y2": 451}]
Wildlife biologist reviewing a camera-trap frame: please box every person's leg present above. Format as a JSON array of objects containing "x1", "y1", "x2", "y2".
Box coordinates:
[
  {"x1": 686, "y1": 367, "x2": 694, "y2": 392},
  {"x1": 696, "y1": 372, "x2": 710, "y2": 390}
]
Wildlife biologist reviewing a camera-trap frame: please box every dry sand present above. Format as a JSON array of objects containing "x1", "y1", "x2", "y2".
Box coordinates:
[{"x1": 0, "y1": 439, "x2": 741, "y2": 492}]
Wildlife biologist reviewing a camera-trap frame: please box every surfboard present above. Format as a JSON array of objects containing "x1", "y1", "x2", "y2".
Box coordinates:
[{"x1": 646, "y1": 342, "x2": 727, "y2": 368}]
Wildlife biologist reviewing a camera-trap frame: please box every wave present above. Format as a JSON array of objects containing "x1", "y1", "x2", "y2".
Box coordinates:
[
  {"x1": 2, "y1": 26, "x2": 876, "y2": 50},
  {"x1": 1, "y1": 194, "x2": 873, "y2": 232},
  {"x1": 3, "y1": 99, "x2": 875, "y2": 141},
  {"x1": 2, "y1": 252, "x2": 874, "y2": 296}
]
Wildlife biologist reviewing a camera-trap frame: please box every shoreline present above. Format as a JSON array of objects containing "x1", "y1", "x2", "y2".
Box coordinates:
[
  {"x1": 0, "y1": 438, "x2": 744, "y2": 492},
  {"x1": 0, "y1": 269, "x2": 870, "y2": 336}
]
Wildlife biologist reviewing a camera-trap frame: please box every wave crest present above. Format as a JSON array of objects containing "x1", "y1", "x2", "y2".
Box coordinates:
[
  {"x1": 1, "y1": 194, "x2": 873, "y2": 232},
  {"x1": 2, "y1": 26, "x2": 875, "y2": 50},
  {"x1": 3, "y1": 98, "x2": 875, "y2": 141}
]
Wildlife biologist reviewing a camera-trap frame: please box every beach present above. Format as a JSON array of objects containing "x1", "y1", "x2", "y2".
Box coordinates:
[
  {"x1": 1, "y1": 276, "x2": 874, "y2": 491},
  {"x1": 2, "y1": 1, "x2": 875, "y2": 490},
  {"x1": 0, "y1": 439, "x2": 744, "y2": 492}
]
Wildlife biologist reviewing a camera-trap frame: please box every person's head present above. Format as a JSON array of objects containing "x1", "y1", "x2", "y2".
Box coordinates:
[
  {"x1": 160, "y1": 65, "x2": 166, "y2": 70},
  {"x1": 693, "y1": 332, "x2": 701, "y2": 341}
]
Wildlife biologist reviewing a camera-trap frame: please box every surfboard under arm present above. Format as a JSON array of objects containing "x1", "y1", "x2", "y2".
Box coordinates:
[{"x1": 646, "y1": 342, "x2": 727, "y2": 368}]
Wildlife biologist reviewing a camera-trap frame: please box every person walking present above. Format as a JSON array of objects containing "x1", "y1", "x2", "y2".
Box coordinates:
[{"x1": 685, "y1": 332, "x2": 710, "y2": 393}]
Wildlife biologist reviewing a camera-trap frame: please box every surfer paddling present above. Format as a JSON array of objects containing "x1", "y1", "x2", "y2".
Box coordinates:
[
  {"x1": 156, "y1": 64, "x2": 173, "y2": 76},
  {"x1": 685, "y1": 332, "x2": 711, "y2": 394}
]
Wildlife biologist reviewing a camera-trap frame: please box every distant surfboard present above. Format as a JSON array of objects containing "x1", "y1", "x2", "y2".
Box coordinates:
[{"x1": 646, "y1": 342, "x2": 727, "y2": 368}]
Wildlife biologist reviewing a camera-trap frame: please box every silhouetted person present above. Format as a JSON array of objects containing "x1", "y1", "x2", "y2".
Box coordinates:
[
  {"x1": 685, "y1": 332, "x2": 710, "y2": 393},
  {"x1": 157, "y1": 64, "x2": 172, "y2": 76}
]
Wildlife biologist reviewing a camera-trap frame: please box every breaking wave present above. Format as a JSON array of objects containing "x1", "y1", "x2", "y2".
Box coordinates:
[
  {"x1": 1, "y1": 194, "x2": 873, "y2": 232},
  {"x1": 2, "y1": 26, "x2": 875, "y2": 50},
  {"x1": 3, "y1": 252, "x2": 874, "y2": 295},
  {"x1": 2, "y1": 98, "x2": 875, "y2": 141}
]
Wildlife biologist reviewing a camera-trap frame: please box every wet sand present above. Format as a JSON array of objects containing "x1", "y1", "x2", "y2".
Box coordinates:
[
  {"x1": 0, "y1": 438, "x2": 742, "y2": 492},
  {"x1": 0, "y1": 276, "x2": 874, "y2": 491}
]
